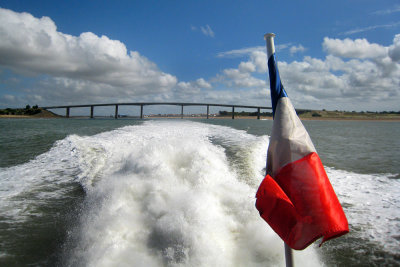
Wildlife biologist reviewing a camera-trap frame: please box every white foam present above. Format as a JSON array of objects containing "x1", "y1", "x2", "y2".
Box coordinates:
[
  {"x1": 326, "y1": 167, "x2": 400, "y2": 253},
  {"x1": 3, "y1": 120, "x2": 399, "y2": 265},
  {"x1": 64, "y1": 120, "x2": 321, "y2": 267},
  {"x1": 0, "y1": 136, "x2": 79, "y2": 222}
]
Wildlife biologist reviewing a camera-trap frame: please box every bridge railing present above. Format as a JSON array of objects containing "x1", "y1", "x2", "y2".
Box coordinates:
[{"x1": 41, "y1": 102, "x2": 273, "y2": 119}]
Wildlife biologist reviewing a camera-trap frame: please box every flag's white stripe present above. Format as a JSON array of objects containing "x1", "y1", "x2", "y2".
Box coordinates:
[{"x1": 267, "y1": 97, "x2": 316, "y2": 176}]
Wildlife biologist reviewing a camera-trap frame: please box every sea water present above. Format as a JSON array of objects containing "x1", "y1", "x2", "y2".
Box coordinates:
[{"x1": 0, "y1": 118, "x2": 399, "y2": 266}]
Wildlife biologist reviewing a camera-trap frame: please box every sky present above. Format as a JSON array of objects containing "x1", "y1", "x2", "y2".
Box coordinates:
[{"x1": 0, "y1": 0, "x2": 400, "y2": 112}]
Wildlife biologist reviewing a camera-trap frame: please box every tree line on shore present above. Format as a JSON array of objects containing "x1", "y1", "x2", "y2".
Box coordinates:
[
  {"x1": 218, "y1": 109, "x2": 400, "y2": 117},
  {"x1": 0, "y1": 105, "x2": 41, "y2": 116}
]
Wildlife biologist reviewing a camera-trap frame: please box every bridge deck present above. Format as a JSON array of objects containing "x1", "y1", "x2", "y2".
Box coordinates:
[
  {"x1": 42, "y1": 102, "x2": 272, "y2": 109},
  {"x1": 41, "y1": 102, "x2": 274, "y2": 119}
]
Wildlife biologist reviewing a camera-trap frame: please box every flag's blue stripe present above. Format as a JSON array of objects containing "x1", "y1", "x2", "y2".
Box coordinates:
[{"x1": 268, "y1": 53, "x2": 287, "y2": 117}]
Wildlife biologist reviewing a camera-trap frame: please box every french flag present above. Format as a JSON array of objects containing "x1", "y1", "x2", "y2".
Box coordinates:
[{"x1": 256, "y1": 34, "x2": 349, "y2": 250}]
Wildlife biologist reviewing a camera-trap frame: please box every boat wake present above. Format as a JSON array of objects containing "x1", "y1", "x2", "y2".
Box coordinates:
[{"x1": 1, "y1": 120, "x2": 398, "y2": 266}]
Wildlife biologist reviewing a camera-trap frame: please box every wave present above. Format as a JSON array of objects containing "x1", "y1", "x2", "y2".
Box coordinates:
[
  {"x1": 326, "y1": 167, "x2": 400, "y2": 253},
  {"x1": 62, "y1": 120, "x2": 320, "y2": 266},
  {"x1": 1, "y1": 120, "x2": 398, "y2": 266}
]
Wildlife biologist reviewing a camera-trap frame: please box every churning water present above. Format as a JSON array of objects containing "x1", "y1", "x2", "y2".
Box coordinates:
[{"x1": 0, "y1": 118, "x2": 399, "y2": 266}]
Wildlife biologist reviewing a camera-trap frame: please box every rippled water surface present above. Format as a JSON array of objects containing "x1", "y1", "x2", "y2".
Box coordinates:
[{"x1": 0, "y1": 118, "x2": 399, "y2": 266}]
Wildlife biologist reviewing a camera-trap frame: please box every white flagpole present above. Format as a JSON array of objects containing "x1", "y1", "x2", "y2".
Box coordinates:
[
  {"x1": 264, "y1": 33, "x2": 276, "y2": 59},
  {"x1": 264, "y1": 32, "x2": 294, "y2": 267}
]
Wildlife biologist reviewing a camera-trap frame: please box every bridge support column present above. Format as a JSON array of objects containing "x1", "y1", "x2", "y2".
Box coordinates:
[
  {"x1": 232, "y1": 106, "x2": 235, "y2": 119},
  {"x1": 115, "y1": 105, "x2": 118, "y2": 119},
  {"x1": 90, "y1": 106, "x2": 94, "y2": 119},
  {"x1": 140, "y1": 104, "x2": 144, "y2": 119},
  {"x1": 66, "y1": 107, "x2": 70, "y2": 118},
  {"x1": 181, "y1": 105, "x2": 184, "y2": 119},
  {"x1": 257, "y1": 107, "x2": 261, "y2": 120},
  {"x1": 207, "y1": 105, "x2": 209, "y2": 119}
]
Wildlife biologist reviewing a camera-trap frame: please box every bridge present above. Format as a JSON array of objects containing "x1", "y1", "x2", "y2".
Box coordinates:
[{"x1": 42, "y1": 102, "x2": 273, "y2": 119}]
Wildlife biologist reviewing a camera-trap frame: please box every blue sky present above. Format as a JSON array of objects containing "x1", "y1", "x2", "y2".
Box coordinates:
[{"x1": 1, "y1": 0, "x2": 400, "y2": 112}]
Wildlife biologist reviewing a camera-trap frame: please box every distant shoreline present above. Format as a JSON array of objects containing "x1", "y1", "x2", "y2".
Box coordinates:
[
  {"x1": 147, "y1": 115, "x2": 400, "y2": 121},
  {"x1": 1, "y1": 110, "x2": 399, "y2": 121},
  {"x1": 2, "y1": 115, "x2": 399, "y2": 122},
  {"x1": 0, "y1": 109, "x2": 62, "y2": 119}
]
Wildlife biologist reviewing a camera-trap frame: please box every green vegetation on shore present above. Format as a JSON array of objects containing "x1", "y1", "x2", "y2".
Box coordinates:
[
  {"x1": 295, "y1": 109, "x2": 400, "y2": 120},
  {"x1": 218, "y1": 109, "x2": 400, "y2": 120},
  {"x1": 0, "y1": 105, "x2": 61, "y2": 118},
  {"x1": 0, "y1": 105, "x2": 41, "y2": 116}
]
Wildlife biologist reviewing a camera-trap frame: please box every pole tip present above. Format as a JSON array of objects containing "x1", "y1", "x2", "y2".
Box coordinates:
[{"x1": 264, "y1": 33, "x2": 276, "y2": 40}]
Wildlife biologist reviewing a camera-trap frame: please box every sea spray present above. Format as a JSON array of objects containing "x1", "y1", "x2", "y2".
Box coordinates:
[
  {"x1": 0, "y1": 137, "x2": 80, "y2": 222},
  {"x1": 0, "y1": 135, "x2": 84, "y2": 265},
  {"x1": 1, "y1": 119, "x2": 399, "y2": 266},
  {"x1": 62, "y1": 120, "x2": 321, "y2": 266},
  {"x1": 326, "y1": 167, "x2": 400, "y2": 253}
]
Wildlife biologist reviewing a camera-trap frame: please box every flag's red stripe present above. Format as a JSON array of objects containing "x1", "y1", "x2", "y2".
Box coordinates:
[{"x1": 256, "y1": 152, "x2": 348, "y2": 250}]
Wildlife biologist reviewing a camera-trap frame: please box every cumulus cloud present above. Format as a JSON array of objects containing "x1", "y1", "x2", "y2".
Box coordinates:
[
  {"x1": 216, "y1": 68, "x2": 266, "y2": 89},
  {"x1": 280, "y1": 37, "x2": 400, "y2": 109},
  {"x1": 1, "y1": 8, "x2": 400, "y2": 111},
  {"x1": 249, "y1": 51, "x2": 268, "y2": 72},
  {"x1": 212, "y1": 35, "x2": 400, "y2": 110},
  {"x1": 290, "y1": 45, "x2": 306, "y2": 55},
  {"x1": 322, "y1": 37, "x2": 388, "y2": 59},
  {"x1": 176, "y1": 78, "x2": 212, "y2": 94},
  {"x1": 0, "y1": 8, "x2": 177, "y2": 103},
  {"x1": 389, "y1": 34, "x2": 400, "y2": 62},
  {"x1": 238, "y1": 62, "x2": 256, "y2": 73},
  {"x1": 195, "y1": 78, "x2": 212, "y2": 89}
]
